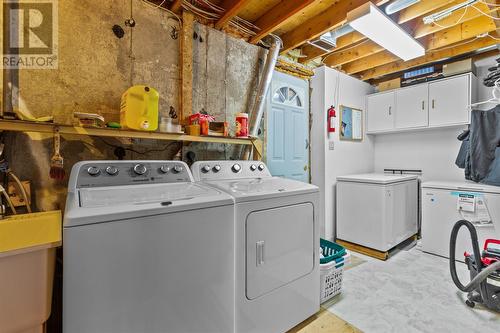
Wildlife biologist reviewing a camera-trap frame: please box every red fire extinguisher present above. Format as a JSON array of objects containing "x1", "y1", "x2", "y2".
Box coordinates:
[{"x1": 327, "y1": 105, "x2": 336, "y2": 133}]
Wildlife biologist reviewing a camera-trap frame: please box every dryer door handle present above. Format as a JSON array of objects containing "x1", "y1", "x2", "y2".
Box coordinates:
[{"x1": 256, "y1": 241, "x2": 265, "y2": 266}]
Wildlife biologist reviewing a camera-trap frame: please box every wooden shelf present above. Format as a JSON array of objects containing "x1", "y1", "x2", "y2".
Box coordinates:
[{"x1": 0, "y1": 120, "x2": 254, "y2": 145}]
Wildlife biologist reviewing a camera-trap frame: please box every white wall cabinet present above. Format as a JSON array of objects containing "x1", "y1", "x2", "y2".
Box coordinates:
[
  {"x1": 366, "y1": 91, "x2": 395, "y2": 132},
  {"x1": 366, "y1": 73, "x2": 476, "y2": 134},
  {"x1": 395, "y1": 84, "x2": 428, "y2": 129},
  {"x1": 428, "y1": 75, "x2": 470, "y2": 127}
]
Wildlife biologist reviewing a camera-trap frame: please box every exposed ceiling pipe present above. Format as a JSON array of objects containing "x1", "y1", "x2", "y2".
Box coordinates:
[
  {"x1": 248, "y1": 35, "x2": 282, "y2": 138},
  {"x1": 385, "y1": 0, "x2": 421, "y2": 15},
  {"x1": 242, "y1": 34, "x2": 281, "y2": 160}
]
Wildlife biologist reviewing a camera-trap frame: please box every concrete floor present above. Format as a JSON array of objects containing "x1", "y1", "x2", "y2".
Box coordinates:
[
  {"x1": 327, "y1": 248, "x2": 500, "y2": 333},
  {"x1": 289, "y1": 248, "x2": 500, "y2": 333}
]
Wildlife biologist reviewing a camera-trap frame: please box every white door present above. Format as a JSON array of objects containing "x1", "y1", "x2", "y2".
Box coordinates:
[
  {"x1": 366, "y1": 91, "x2": 395, "y2": 132},
  {"x1": 395, "y1": 84, "x2": 429, "y2": 129},
  {"x1": 267, "y1": 71, "x2": 309, "y2": 182},
  {"x1": 429, "y1": 75, "x2": 470, "y2": 127}
]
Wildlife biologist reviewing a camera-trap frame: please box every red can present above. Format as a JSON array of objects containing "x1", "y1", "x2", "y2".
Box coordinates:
[
  {"x1": 200, "y1": 119, "x2": 209, "y2": 136},
  {"x1": 235, "y1": 113, "x2": 248, "y2": 137}
]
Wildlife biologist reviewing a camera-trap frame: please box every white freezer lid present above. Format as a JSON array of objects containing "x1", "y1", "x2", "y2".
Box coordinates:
[
  {"x1": 421, "y1": 180, "x2": 500, "y2": 194},
  {"x1": 337, "y1": 173, "x2": 418, "y2": 185},
  {"x1": 204, "y1": 177, "x2": 318, "y2": 202}
]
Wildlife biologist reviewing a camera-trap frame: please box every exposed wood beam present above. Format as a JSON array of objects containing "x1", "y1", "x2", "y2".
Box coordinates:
[
  {"x1": 279, "y1": 0, "x2": 389, "y2": 54},
  {"x1": 397, "y1": 0, "x2": 458, "y2": 24},
  {"x1": 342, "y1": 52, "x2": 399, "y2": 74},
  {"x1": 410, "y1": 2, "x2": 492, "y2": 38},
  {"x1": 215, "y1": 0, "x2": 252, "y2": 29},
  {"x1": 302, "y1": 0, "x2": 491, "y2": 65},
  {"x1": 358, "y1": 33, "x2": 500, "y2": 80},
  {"x1": 323, "y1": 40, "x2": 384, "y2": 67},
  {"x1": 340, "y1": 5, "x2": 498, "y2": 74},
  {"x1": 181, "y1": 11, "x2": 194, "y2": 124},
  {"x1": 299, "y1": 31, "x2": 366, "y2": 63},
  {"x1": 170, "y1": 0, "x2": 182, "y2": 14},
  {"x1": 426, "y1": 15, "x2": 497, "y2": 50},
  {"x1": 249, "y1": 0, "x2": 318, "y2": 44}
]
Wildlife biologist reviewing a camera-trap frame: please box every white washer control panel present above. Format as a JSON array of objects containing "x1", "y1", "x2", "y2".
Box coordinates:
[
  {"x1": 191, "y1": 160, "x2": 271, "y2": 181},
  {"x1": 74, "y1": 161, "x2": 193, "y2": 188}
]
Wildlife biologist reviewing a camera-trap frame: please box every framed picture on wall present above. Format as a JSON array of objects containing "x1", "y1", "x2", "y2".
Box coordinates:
[{"x1": 339, "y1": 105, "x2": 363, "y2": 141}]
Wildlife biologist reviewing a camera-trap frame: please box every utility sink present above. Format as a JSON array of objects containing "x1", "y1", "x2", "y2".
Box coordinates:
[{"x1": 0, "y1": 211, "x2": 61, "y2": 333}]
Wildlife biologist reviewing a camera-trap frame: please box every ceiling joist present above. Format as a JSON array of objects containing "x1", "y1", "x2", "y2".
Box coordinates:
[
  {"x1": 323, "y1": 40, "x2": 384, "y2": 67},
  {"x1": 170, "y1": 0, "x2": 182, "y2": 13},
  {"x1": 339, "y1": 5, "x2": 498, "y2": 74},
  {"x1": 397, "y1": 0, "x2": 459, "y2": 24},
  {"x1": 409, "y1": 2, "x2": 493, "y2": 39},
  {"x1": 215, "y1": 0, "x2": 253, "y2": 29},
  {"x1": 249, "y1": 0, "x2": 319, "y2": 44},
  {"x1": 279, "y1": 0, "x2": 389, "y2": 54},
  {"x1": 359, "y1": 32, "x2": 500, "y2": 80}
]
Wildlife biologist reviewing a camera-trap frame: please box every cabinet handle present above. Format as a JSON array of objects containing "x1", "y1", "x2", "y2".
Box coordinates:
[
  {"x1": 422, "y1": 101, "x2": 425, "y2": 110},
  {"x1": 432, "y1": 99, "x2": 435, "y2": 109},
  {"x1": 389, "y1": 106, "x2": 392, "y2": 115}
]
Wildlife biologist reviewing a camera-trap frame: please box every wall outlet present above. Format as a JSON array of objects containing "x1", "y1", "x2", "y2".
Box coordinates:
[{"x1": 328, "y1": 141, "x2": 335, "y2": 150}]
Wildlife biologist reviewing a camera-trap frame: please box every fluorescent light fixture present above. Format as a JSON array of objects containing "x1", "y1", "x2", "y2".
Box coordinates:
[
  {"x1": 423, "y1": 0, "x2": 477, "y2": 25},
  {"x1": 347, "y1": 3, "x2": 425, "y2": 61}
]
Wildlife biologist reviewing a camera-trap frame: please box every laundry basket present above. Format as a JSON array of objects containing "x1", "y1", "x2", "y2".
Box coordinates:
[{"x1": 320, "y1": 239, "x2": 350, "y2": 303}]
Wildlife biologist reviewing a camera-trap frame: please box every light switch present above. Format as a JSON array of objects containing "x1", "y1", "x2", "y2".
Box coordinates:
[{"x1": 328, "y1": 141, "x2": 335, "y2": 150}]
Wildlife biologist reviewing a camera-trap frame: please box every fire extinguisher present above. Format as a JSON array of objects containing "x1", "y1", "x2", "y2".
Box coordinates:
[{"x1": 327, "y1": 105, "x2": 336, "y2": 133}]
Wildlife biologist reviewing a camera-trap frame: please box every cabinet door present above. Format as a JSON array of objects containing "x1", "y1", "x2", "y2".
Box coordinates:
[
  {"x1": 366, "y1": 91, "x2": 395, "y2": 132},
  {"x1": 395, "y1": 85, "x2": 428, "y2": 129},
  {"x1": 429, "y1": 75, "x2": 470, "y2": 127}
]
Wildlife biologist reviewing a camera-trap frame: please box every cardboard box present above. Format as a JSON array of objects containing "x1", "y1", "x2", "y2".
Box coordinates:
[
  {"x1": 443, "y1": 58, "x2": 476, "y2": 77},
  {"x1": 378, "y1": 78, "x2": 401, "y2": 92}
]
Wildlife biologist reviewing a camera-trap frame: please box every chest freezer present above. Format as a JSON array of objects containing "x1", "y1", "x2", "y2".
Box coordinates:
[
  {"x1": 421, "y1": 181, "x2": 500, "y2": 260},
  {"x1": 336, "y1": 173, "x2": 418, "y2": 252}
]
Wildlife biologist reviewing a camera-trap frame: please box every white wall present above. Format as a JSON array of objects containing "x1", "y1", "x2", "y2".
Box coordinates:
[
  {"x1": 373, "y1": 57, "x2": 496, "y2": 182},
  {"x1": 311, "y1": 66, "x2": 374, "y2": 240},
  {"x1": 373, "y1": 128, "x2": 465, "y2": 182}
]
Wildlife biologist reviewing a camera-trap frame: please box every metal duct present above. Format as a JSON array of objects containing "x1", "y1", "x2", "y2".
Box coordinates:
[
  {"x1": 240, "y1": 35, "x2": 281, "y2": 160},
  {"x1": 385, "y1": 0, "x2": 420, "y2": 15},
  {"x1": 248, "y1": 35, "x2": 282, "y2": 138}
]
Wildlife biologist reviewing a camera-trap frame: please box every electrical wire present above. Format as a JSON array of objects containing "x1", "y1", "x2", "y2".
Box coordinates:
[
  {"x1": 434, "y1": 35, "x2": 481, "y2": 52},
  {"x1": 141, "y1": 0, "x2": 182, "y2": 26},
  {"x1": 471, "y1": 4, "x2": 500, "y2": 19},
  {"x1": 478, "y1": 0, "x2": 500, "y2": 6},
  {"x1": 321, "y1": 39, "x2": 370, "y2": 66},
  {"x1": 431, "y1": 5, "x2": 470, "y2": 28},
  {"x1": 487, "y1": 32, "x2": 500, "y2": 40}
]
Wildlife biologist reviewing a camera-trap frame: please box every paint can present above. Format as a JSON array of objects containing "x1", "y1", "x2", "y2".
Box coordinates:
[{"x1": 235, "y1": 113, "x2": 248, "y2": 137}]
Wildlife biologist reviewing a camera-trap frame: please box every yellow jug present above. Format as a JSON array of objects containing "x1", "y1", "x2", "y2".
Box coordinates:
[{"x1": 120, "y1": 85, "x2": 159, "y2": 131}]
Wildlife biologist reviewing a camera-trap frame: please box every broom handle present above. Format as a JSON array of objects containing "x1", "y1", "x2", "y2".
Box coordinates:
[{"x1": 54, "y1": 129, "x2": 61, "y2": 156}]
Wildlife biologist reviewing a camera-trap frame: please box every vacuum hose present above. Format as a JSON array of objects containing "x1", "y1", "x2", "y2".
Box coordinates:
[{"x1": 450, "y1": 220, "x2": 500, "y2": 292}]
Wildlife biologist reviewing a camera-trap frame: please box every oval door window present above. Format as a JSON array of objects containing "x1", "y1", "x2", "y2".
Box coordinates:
[{"x1": 272, "y1": 86, "x2": 302, "y2": 107}]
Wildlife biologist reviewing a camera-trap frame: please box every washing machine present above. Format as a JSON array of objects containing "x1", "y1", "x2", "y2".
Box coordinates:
[
  {"x1": 191, "y1": 160, "x2": 320, "y2": 333},
  {"x1": 64, "y1": 160, "x2": 235, "y2": 333}
]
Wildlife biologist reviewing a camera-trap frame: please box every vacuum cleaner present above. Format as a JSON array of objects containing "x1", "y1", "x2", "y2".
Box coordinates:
[{"x1": 450, "y1": 220, "x2": 500, "y2": 311}]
